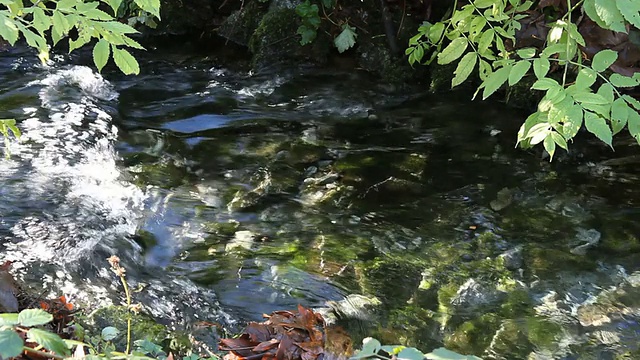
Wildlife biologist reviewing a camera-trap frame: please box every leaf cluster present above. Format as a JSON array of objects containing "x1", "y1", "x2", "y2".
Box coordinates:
[
  {"x1": 406, "y1": 0, "x2": 640, "y2": 159},
  {"x1": 0, "y1": 0, "x2": 160, "y2": 75}
]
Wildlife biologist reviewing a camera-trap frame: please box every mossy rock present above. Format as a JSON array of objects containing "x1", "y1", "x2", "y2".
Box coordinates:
[
  {"x1": 249, "y1": 7, "x2": 331, "y2": 68},
  {"x1": 131, "y1": 230, "x2": 159, "y2": 251},
  {"x1": 498, "y1": 288, "x2": 533, "y2": 318},
  {"x1": 78, "y1": 305, "x2": 168, "y2": 351},
  {"x1": 357, "y1": 257, "x2": 423, "y2": 308},
  {"x1": 218, "y1": 1, "x2": 267, "y2": 46},
  {"x1": 357, "y1": 39, "x2": 414, "y2": 84},
  {"x1": 130, "y1": 160, "x2": 190, "y2": 189},
  {"x1": 444, "y1": 313, "x2": 501, "y2": 356},
  {"x1": 203, "y1": 220, "x2": 240, "y2": 237}
]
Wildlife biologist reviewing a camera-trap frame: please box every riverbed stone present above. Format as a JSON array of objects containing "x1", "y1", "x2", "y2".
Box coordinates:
[
  {"x1": 498, "y1": 246, "x2": 523, "y2": 270},
  {"x1": 444, "y1": 313, "x2": 501, "y2": 356}
]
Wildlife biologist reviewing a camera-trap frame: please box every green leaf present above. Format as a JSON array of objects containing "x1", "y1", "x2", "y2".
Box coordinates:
[
  {"x1": 452, "y1": 52, "x2": 477, "y2": 88},
  {"x1": 531, "y1": 77, "x2": 559, "y2": 90},
  {"x1": 508, "y1": 60, "x2": 531, "y2": 86},
  {"x1": 551, "y1": 131, "x2": 568, "y2": 150},
  {"x1": 334, "y1": 24, "x2": 357, "y2": 53},
  {"x1": 437, "y1": 38, "x2": 468, "y2": 65},
  {"x1": 591, "y1": 49, "x2": 618, "y2": 72},
  {"x1": 425, "y1": 347, "x2": 482, "y2": 359},
  {"x1": 562, "y1": 104, "x2": 583, "y2": 139},
  {"x1": 594, "y1": 0, "x2": 627, "y2": 33},
  {"x1": 56, "y1": 0, "x2": 77, "y2": 11},
  {"x1": 52, "y1": 10, "x2": 70, "y2": 40},
  {"x1": 428, "y1": 22, "x2": 445, "y2": 43},
  {"x1": 101, "y1": 327, "x2": 119, "y2": 341},
  {"x1": 297, "y1": 24, "x2": 316, "y2": 45},
  {"x1": 617, "y1": 0, "x2": 640, "y2": 28},
  {"x1": 566, "y1": 23, "x2": 585, "y2": 46},
  {"x1": 0, "y1": 329, "x2": 23, "y2": 359},
  {"x1": 105, "y1": 0, "x2": 122, "y2": 15},
  {"x1": 596, "y1": 83, "x2": 615, "y2": 103},
  {"x1": 575, "y1": 68, "x2": 597, "y2": 89},
  {"x1": 112, "y1": 46, "x2": 140, "y2": 75},
  {"x1": 0, "y1": 314, "x2": 19, "y2": 326},
  {"x1": 623, "y1": 94, "x2": 640, "y2": 110},
  {"x1": 482, "y1": 65, "x2": 511, "y2": 100},
  {"x1": 543, "y1": 135, "x2": 556, "y2": 160},
  {"x1": 477, "y1": 29, "x2": 494, "y2": 53},
  {"x1": 533, "y1": 58, "x2": 550, "y2": 79},
  {"x1": 69, "y1": 26, "x2": 91, "y2": 53},
  {"x1": 516, "y1": 47, "x2": 536, "y2": 59},
  {"x1": 396, "y1": 347, "x2": 425, "y2": 360},
  {"x1": 474, "y1": 0, "x2": 496, "y2": 9},
  {"x1": 18, "y1": 309, "x2": 53, "y2": 327},
  {"x1": 0, "y1": 14, "x2": 19, "y2": 45},
  {"x1": 27, "y1": 329, "x2": 70, "y2": 356},
  {"x1": 583, "y1": 0, "x2": 609, "y2": 29},
  {"x1": 84, "y1": 8, "x2": 113, "y2": 20},
  {"x1": 32, "y1": 7, "x2": 51, "y2": 34},
  {"x1": 100, "y1": 21, "x2": 138, "y2": 34},
  {"x1": 93, "y1": 39, "x2": 110, "y2": 72},
  {"x1": 351, "y1": 337, "x2": 381, "y2": 359},
  {"x1": 628, "y1": 105, "x2": 640, "y2": 144},
  {"x1": 609, "y1": 73, "x2": 640, "y2": 87},
  {"x1": 611, "y1": 98, "x2": 629, "y2": 134},
  {"x1": 528, "y1": 122, "x2": 551, "y2": 144},
  {"x1": 584, "y1": 111, "x2": 612, "y2": 147},
  {"x1": 572, "y1": 92, "x2": 609, "y2": 105},
  {"x1": 133, "y1": 0, "x2": 160, "y2": 18}
]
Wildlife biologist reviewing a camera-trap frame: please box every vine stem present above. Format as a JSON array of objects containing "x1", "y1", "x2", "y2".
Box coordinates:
[
  {"x1": 562, "y1": 0, "x2": 585, "y2": 21},
  {"x1": 561, "y1": 0, "x2": 572, "y2": 87},
  {"x1": 118, "y1": 274, "x2": 132, "y2": 355}
]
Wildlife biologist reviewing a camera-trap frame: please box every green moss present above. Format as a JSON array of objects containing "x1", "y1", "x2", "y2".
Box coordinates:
[
  {"x1": 499, "y1": 289, "x2": 533, "y2": 318},
  {"x1": 525, "y1": 317, "x2": 562, "y2": 348},
  {"x1": 437, "y1": 282, "x2": 459, "y2": 315},
  {"x1": 445, "y1": 313, "x2": 501, "y2": 356},
  {"x1": 526, "y1": 245, "x2": 596, "y2": 277},
  {"x1": 358, "y1": 257, "x2": 423, "y2": 308}
]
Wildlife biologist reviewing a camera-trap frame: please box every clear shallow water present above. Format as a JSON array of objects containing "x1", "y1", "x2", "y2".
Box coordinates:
[{"x1": 2, "y1": 44, "x2": 640, "y2": 359}]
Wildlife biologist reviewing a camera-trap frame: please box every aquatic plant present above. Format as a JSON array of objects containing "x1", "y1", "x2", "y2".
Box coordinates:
[{"x1": 406, "y1": 0, "x2": 640, "y2": 159}]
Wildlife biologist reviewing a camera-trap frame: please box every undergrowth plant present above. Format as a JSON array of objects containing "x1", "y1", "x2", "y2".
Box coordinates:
[
  {"x1": 295, "y1": 0, "x2": 357, "y2": 53},
  {"x1": 407, "y1": 0, "x2": 640, "y2": 159},
  {"x1": 0, "y1": 257, "x2": 175, "y2": 360}
]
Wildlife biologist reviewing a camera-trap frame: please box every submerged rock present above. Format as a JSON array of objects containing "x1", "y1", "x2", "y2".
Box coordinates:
[
  {"x1": 498, "y1": 246, "x2": 523, "y2": 270},
  {"x1": 225, "y1": 230, "x2": 255, "y2": 252},
  {"x1": 570, "y1": 228, "x2": 601, "y2": 255},
  {"x1": 450, "y1": 278, "x2": 505, "y2": 312}
]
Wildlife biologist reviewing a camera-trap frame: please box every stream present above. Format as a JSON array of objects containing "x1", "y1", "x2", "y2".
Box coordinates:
[{"x1": 2, "y1": 43, "x2": 640, "y2": 359}]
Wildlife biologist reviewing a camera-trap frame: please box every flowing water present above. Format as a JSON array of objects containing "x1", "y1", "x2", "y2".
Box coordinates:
[{"x1": 2, "y1": 43, "x2": 640, "y2": 359}]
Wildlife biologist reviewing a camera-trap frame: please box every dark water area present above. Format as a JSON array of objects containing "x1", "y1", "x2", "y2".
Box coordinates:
[{"x1": 2, "y1": 43, "x2": 640, "y2": 359}]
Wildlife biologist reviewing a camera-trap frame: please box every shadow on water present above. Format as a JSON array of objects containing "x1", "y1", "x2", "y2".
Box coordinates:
[{"x1": 2, "y1": 44, "x2": 640, "y2": 358}]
